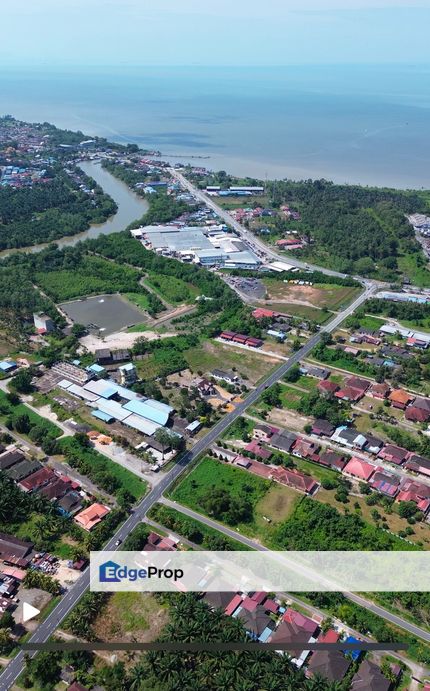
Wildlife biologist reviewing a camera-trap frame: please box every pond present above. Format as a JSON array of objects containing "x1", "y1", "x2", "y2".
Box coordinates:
[{"x1": 59, "y1": 294, "x2": 148, "y2": 335}]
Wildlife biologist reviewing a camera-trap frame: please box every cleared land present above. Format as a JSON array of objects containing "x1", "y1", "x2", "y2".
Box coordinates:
[
  {"x1": 92, "y1": 592, "x2": 169, "y2": 645},
  {"x1": 262, "y1": 279, "x2": 360, "y2": 311},
  {"x1": 257, "y1": 301, "x2": 332, "y2": 324},
  {"x1": 184, "y1": 339, "x2": 278, "y2": 384}
]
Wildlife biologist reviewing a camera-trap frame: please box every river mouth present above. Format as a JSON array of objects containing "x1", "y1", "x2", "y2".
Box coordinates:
[
  {"x1": 59, "y1": 294, "x2": 149, "y2": 335},
  {"x1": 0, "y1": 160, "x2": 149, "y2": 258}
]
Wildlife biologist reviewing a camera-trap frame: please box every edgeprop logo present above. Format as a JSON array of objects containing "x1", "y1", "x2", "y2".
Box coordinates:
[{"x1": 99, "y1": 560, "x2": 184, "y2": 583}]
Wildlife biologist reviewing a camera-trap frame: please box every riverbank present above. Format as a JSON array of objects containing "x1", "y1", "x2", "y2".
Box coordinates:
[{"x1": 0, "y1": 161, "x2": 149, "y2": 259}]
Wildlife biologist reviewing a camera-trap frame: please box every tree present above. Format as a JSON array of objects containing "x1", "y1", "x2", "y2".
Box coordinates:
[
  {"x1": 10, "y1": 368, "x2": 33, "y2": 394},
  {"x1": 398, "y1": 501, "x2": 418, "y2": 519},
  {"x1": 14, "y1": 413, "x2": 31, "y2": 434},
  {"x1": 117, "y1": 488, "x2": 135, "y2": 510},
  {"x1": 28, "y1": 651, "x2": 61, "y2": 688}
]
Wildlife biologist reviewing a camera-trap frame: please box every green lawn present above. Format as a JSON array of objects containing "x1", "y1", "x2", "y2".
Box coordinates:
[
  {"x1": 0, "y1": 390, "x2": 62, "y2": 438},
  {"x1": 279, "y1": 385, "x2": 304, "y2": 411},
  {"x1": 124, "y1": 292, "x2": 151, "y2": 312}
]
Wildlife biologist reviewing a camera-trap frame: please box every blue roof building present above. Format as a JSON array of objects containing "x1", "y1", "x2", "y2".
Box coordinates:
[
  {"x1": 123, "y1": 398, "x2": 173, "y2": 426},
  {"x1": 0, "y1": 361, "x2": 17, "y2": 373}
]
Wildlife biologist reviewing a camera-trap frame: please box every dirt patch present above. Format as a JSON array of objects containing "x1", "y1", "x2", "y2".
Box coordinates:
[
  {"x1": 80, "y1": 329, "x2": 175, "y2": 352},
  {"x1": 92, "y1": 592, "x2": 169, "y2": 659},
  {"x1": 256, "y1": 485, "x2": 298, "y2": 523},
  {"x1": 267, "y1": 407, "x2": 311, "y2": 432}
]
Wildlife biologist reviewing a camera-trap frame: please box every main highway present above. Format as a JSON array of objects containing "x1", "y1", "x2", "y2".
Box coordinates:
[{"x1": 0, "y1": 283, "x2": 373, "y2": 690}]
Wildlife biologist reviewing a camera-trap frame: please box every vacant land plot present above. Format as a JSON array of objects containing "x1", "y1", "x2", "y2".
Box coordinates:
[
  {"x1": 144, "y1": 272, "x2": 199, "y2": 305},
  {"x1": 184, "y1": 339, "x2": 278, "y2": 384},
  {"x1": 92, "y1": 592, "x2": 169, "y2": 644},
  {"x1": 262, "y1": 279, "x2": 360, "y2": 310},
  {"x1": 256, "y1": 484, "x2": 298, "y2": 524},
  {"x1": 258, "y1": 301, "x2": 332, "y2": 324},
  {"x1": 35, "y1": 255, "x2": 143, "y2": 302},
  {"x1": 59, "y1": 438, "x2": 147, "y2": 500},
  {"x1": 279, "y1": 385, "x2": 305, "y2": 411},
  {"x1": 0, "y1": 390, "x2": 61, "y2": 438}
]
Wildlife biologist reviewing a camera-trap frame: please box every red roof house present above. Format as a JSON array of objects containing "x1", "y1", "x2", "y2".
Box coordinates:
[
  {"x1": 318, "y1": 380, "x2": 339, "y2": 396},
  {"x1": 406, "y1": 406, "x2": 430, "y2": 423},
  {"x1": 343, "y1": 457, "x2": 375, "y2": 481},
  {"x1": 389, "y1": 389, "x2": 414, "y2": 410}
]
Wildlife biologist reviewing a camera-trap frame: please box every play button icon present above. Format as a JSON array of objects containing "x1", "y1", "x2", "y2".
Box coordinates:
[{"x1": 22, "y1": 602, "x2": 40, "y2": 623}]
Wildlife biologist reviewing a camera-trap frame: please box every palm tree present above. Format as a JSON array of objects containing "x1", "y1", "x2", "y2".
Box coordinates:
[{"x1": 128, "y1": 662, "x2": 147, "y2": 690}]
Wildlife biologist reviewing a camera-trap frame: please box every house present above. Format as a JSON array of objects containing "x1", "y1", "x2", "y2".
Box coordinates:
[
  {"x1": 219, "y1": 331, "x2": 236, "y2": 342},
  {"x1": 246, "y1": 337, "x2": 263, "y2": 348},
  {"x1": 269, "y1": 609, "x2": 319, "y2": 666},
  {"x1": 307, "y1": 366, "x2": 330, "y2": 380},
  {"x1": 270, "y1": 467, "x2": 318, "y2": 494},
  {"x1": 211, "y1": 369, "x2": 239, "y2": 384},
  {"x1": 369, "y1": 469, "x2": 401, "y2": 497},
  {"x1": 343, "y1": 457, "x2": 375, "y2": 482},
  {"x1": 252, "y1": 308, "x2": 278, "y2": 320},
  {"x1": 118, "y1": 362, "x2": 137, "y2": 386},
  {"x1": 307, "y1": 650, "x2": 351, "y2": 682},
  {"x1": 407, "y1": 336, "x2": 428, "y2": 349},
  {"x1": 269, "y1": 430, "x2": 298, "y2": 453},
  {"x1": 253, "y1": 424, "x2": 279, "y2": 443},
  {"x1": 335, "y1": 387, "x2": 365, "y2": 403},
  {"x1": 0, "y1": 449, "x2": 25, "y2": 471},
  {"x1": 244, "y1": 440, "x2": 272, "y2": 460},
  {"x1": 0, "y1": 360, "x2": 17, "y2": 374},
  {"x1": 406, "y1": 406, "x2": 430, "y2": 423},
  {"x1": 211, "y1": 446, "x2": 238, "y2": 463},
  {"x1": 236, "y1": 603, "x2": 273, "y2": 640},
  {"x1": 293, "y1": 438, "x2": 319, "y2": 459},
  {"x1": 412, "y1": 396, "x2": 430, "y2": 412},
  {"x1": 389, "y1": 389, "x2": 414, "y2": 410},
  {"x1": 33, "y1": 312, "x2": 55, "y2": 333},
  {"x1": 225, "y1": 594, "x2": 243, "y2": 616},
  {"x1": 378, "y1": 444, "x2": 408, "y2": 465},
  {"x1": 0, "y1": 533, "x2": 33, "y2": 567},
  {"x1": 344, "y1": 376, "x2": 370, "y2": 395},
  {"x1": 332, "y1": 427, "x2": 367, "y2": 450},
  {"x1": 319, "y1": 451, "x2": 347, "y2": 471},
  {"x1": 396, "y1": 478, "x2": 430, "y2": 514},
  {"x1": 404, "y1": 454, "x2": 430, "y2": 478},
  {"x1": 74, "y1": 503, "x2": 110, "y2": 531},
  {"x1": 311, "y1": 419, "x2": 335, "y2": 437},
  {"x1": 368, "y1": 382, "x2": 390, "y2": 399},
  {"x1": 318, "y1": 380, "x2": 339, "y2": 396},
  {"x1": 185, "y1": 420, "x2": 202, "y2": 437},
  {"x1": 195, "y1": 377, "x2": 216, "y2": 396},
  {"x1": 203, "y1": 592, "x2": 238, "y2": 612},
  {"x1": 364, "y1": 434, "x2": 384, "y2": 455},
  {"x1": 19, "y1": 467, "x2": 56, "y2": 493},
  {"x1": 57, "y1": 491, "x2": 83, "y2": 517},
  {"x1": 350, "y1": 659, "x2": 391, "y2": 691}
]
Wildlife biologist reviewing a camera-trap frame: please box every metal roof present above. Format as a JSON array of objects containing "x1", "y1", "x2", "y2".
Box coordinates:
[
  {"x1": 123, "y1": 399, "x2": 172, "y2": 426},
  {"x1": 94, "y1": 399, "x2": 132, "y2": 422},
  {"x1": 67, "y1": 384, "x2": 100, "y2": 402},
  {"x1": 122, "y1": 414, "x2": 160, "y2": 436},
  {"x1": 58, "y1": 379, "x2": 73, "y2": 389},
  {"x1": 91, "y1": 409, "x2": 114, "y2": 423},
  {"x1": 84, "y1": 379, "x2": 118, "y2": 399}
]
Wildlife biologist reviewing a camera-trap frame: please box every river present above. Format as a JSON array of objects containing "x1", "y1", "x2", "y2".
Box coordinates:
[{"x1": 0, "y1": 160, "x2": 149, "y2": 258}]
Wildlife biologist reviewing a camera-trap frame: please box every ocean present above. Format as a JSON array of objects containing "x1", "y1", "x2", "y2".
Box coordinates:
[{"x1": 1, "y1": 64, "x2": 429, "y2": 189}]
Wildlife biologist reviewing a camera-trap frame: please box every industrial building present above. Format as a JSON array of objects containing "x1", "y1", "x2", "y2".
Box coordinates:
[{"x1": 56, "y1": 377, "x2": 175, "y2": 438}]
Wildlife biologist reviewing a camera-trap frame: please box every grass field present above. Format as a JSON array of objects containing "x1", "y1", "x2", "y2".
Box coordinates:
[
  {"x1": 169, "y1": 457, "x2": 272, "y2": 536},
  {"x1": 144, "y1": 272, "x2": 199, "y2": 305},
  {"x1": 147, "y1": 503, "x2": 251, "y2": 550},
  {"x1": 59, "y1": 437, "x2": 147, "y2": 500},
  {"x1": 0, "y1": 390, "x2": 62, "y2": 438},
  {"x1": 255, "y1": 484, "x2": 298, "y2": 524},
  {"x1": 184, "y1": 339, "x2": 278, "y2": 384},
  {"x1": 124, "y1": 292, "x2": 151, "y2": 312},
  {"x1": 279, "y1": 384, "x2": 304, "y2": 411},
  {"x1": 262, "y1": 278, "x2": 361, "y2": 310},
  {"x1": 398, "y1": 253, "x2": 430, "y2": 288}
]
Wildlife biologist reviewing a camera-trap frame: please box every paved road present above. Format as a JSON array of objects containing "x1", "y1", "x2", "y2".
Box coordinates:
[
  {"x1": 0, "y1": 286, "x2": 372, "y2": 690},
  {"x1": 169, "y1": 169, "x2": 374, "y2": 285},
  {"x1": 160, "y1": 497, "x2": 430, "y2": 646}
]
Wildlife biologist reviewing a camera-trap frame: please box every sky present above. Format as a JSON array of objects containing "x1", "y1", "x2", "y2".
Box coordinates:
[{"x1": 2, "y1": 0, "x2": 430, "y2": 67}]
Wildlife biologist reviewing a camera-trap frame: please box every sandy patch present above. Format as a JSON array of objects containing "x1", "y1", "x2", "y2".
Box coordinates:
[{"x1": 80, "y1": 329, "x2": 175, "y2": 352}]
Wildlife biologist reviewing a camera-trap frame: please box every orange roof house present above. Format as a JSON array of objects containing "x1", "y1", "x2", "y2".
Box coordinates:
[
  {"x1": 389, "y1": 389, "x2": 414, "y2": 410},
  {"x1": 74, "y1": 503, "x2": 110, "y2": 531}
]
